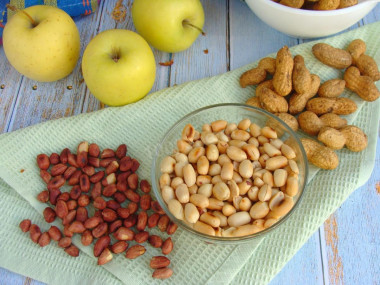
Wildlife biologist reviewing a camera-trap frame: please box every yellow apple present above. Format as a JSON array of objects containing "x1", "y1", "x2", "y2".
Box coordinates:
[
  {"x1": 3, "y1": 5, "x2": 80, "y2": 82},
  {"x1": 132, "y1": 0, "x2": 205, "y2": 53},
  {"x1": 81, "y1": 29, "x2": 156, "y2": 106}
]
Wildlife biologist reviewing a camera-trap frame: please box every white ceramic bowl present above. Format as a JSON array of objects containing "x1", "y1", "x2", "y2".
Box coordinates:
[{"x1": 246, "y1": 0, "x2": 378, "y2": 38}]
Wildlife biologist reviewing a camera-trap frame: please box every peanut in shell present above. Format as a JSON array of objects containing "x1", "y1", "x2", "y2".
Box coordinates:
[
  {"x1": 273, "y1": 46, "x2": 294, "y2": 96},
  {"x1": 306, "y1": 97, "x2": 357, "y2": 115},
  {"x1": 312, "y1": 43, "x2": 352, "y2": 69}
]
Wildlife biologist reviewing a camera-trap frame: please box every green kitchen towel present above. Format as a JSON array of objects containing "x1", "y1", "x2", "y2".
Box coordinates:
[{"x1": 0, "y1": 22, "x2": 379, "y2": 285}]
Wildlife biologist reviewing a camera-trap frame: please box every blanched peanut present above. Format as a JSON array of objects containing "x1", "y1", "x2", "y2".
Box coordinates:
[
  {"x1": 183, "y1": 164, "x2": 196, "y2": 187},
  {"x1": 258, "y1": 154, "x2": 270, "y2": 168},
  {"x1": 201, "y1": 132, "x2": 218, "y2": 145},
  {"x1": 171, "y1": 177, "x2": 184, "y2": 189},
  {"x1": 196, "y1": 175, "x2": 211, "y2": 186},
  {"x1": 288, "y1": 160, "x2": 299, "y2": 174},
  {"x1": 248, "y1": 186, "x2": 259, "y2": 201},
  {"x1": 175, "y1": 184, "x2": 190, "y2": 203},
  {"x1": 249, "y1": 123, "x2": 261, "y2": 137},
  {"x1": 228, "y1": 211, "x2": 251, "y2": 227},
  {"x1": 232, "y1": 161, "x2": 240, "y2": 172},
  {"x1": 182, "y1": 124, "x2": 195, "y2": 142},
  {"x1": 162, "y1": 186, "x2": 175, "y2": 203},
  {"x1": 264, "y1": 143, "x2": 281, "y2": 157},
  {"x1": 271, "y1": 196, "x2": 294, "y2": 216},
  {"x1": 226, "y1": 146, "x2": 247, "y2": 162},
  {"x1": 207, "y1": 144, "x2": 219, "y2": 161},
  {"x1": 261, "y1": 126, "x2": 277, "y2": 139},
  {"x1": 159, "y1": 173, "x2": 171, "y2": 188},
  {"x1": 190, "y1": 194, "x2": 209, "y2": 208},
  {"x1": 188, "y1": 184, "x2": 198, "y2": 195},
  {"x1": 274, "y1": 169, "x2": 288, "y2": 187},
  {"x1": 188, "y1": 147, "x2": 205, "y2": 163},
  {"x1": 177, "y1": 140, "x2": 193, "y2": 154},
  {"x1": 213, "y1": 182, "x2": 230, "y2": 201},
  {"x1": 168, "y1": 199, "x2": 184, "y2": 220},
  {"x1": 270, "y1": 138, "x2": 283, "y2": 149},
  {"x1": 197, "y1": 156, "x2": 209, "y2": 175},
  {"x1": 202, "y1": 124, "x2": 212, "y2": 132},
  {"x1": 271, "y1": 188, "x2": 280, "y2": 197},
  {"x1": 262, "y1": 171, "x2": 274, "y2": 187},
  {"x1": 228, "y1": 139, "x2": 247, "y2": 148},
  {"x1": 253, "y1": 219, "x2": 265, "y2": 229},
  {"x1": 238, "y1": 179, "x2": 253, "y2": 195},
  {"x1": 265, "y1": 156, "x2": 288, "y2": 171},
  {"x1": 207, "y1": 198, "x2": 224, "y2": 210},
  {"x1": 194, "y1": 130, "x2": 201, "y2": 141},
  {"x1": 194, "y1": 221, "x2": 215, "y2": 236},
  {"x1": 258, "y1": 184, "x2": 272, "y2": 202},
  {"x1": 269, "y1": 191, "x2": 285, "y2": 210},
  {"x1": 241, "y1": 144, "x2": 260, "y2": 161},
  {"x1": 174, "y1": 153, "x2": 188, "y2": 163},
  {"x1": 233, "y1": 224, "x2": 262, "y2": 237},
  {"x1": 281, "y1": 144, "x2": 296, "y2": 160},
  {"x1": 208, "y1": 164, "x2": 221, "y2": 176},
  {"x1": 264, "y1": 218, "x2": 278, "y2": 229},
  {"x1": 211, "y1": 175, "x2": 223, "y2": 184},
  {"x1": 215, "y1": 227, "x2": 222, "y2": 237},
  {"x1": 254, "y1": 177, "x2": 264, "y2": 187},
  {"x1": 231, "y1": 130, "x2": 250, "y2": 141},
  {"x1": 216, "y1": 131, "x2": 229, "y2": 142},
  {"x1": 160, "y1": 156, "x2": 176, "y2": 173},
  {"x1": 185, "y1": 203, "x2": 199, "y2": 224},
  {"x1": 211, "y1": 120, "x2": 228, "y2": 132},
  {"x1": 233, "y1": 196, "x2": 242, "y2": 210},
  {"x1": 225, "y1": 123, "x2": 237, "y2": 136},
  {"x1": 193, "y1": 140, "x2": 204, "y2": 148},
  {"x1": 174, "y1": 161, "x2": 187, "y2": 177},
  {"x1": 222, "y1": 203, "x2": 236, "y2": 216},
  {"x1": 249, "y1": 201, "x2": 270, "y2": 219},
  {"x1": 285, "y1": 177, "x2": 298, "y2": 197},
  {"x1": 221, "y1": 162, "x2": 234, "y2": 180},
  {"x1": 257, "y1": 136, "x2": 270, "y2": 146},
  {"x1": 227, "y1": 180, "x2": 239, "y2": 199},
  {"x1": 238, "y1": 118, "x2": 251, "y2": 130},
  {"x1": 217, "y1": 141, "x2": 228, "y2": 154},
  {"x1": 198, "y1": 184, "x2": 213, "y2": 197},
  {"x1": 239, "y1": 160, "x2": 254, "y2": 178},
  {"x1": 232, "y1": 171, "x2": 243, "y2": 184},
  {"x1": 221, "y1": 227, "x2": 236, "y2": 237},
  {"x1": 253, "y1": 168, "x2": 266, "y2": 179},
  {"x1": 248, "y1": 137, "x2": 259, "y2": 147},
  {"x1": 200, "y1": 212, "x2": 221, "y2": 228},
  {"x1": 218, "y1": 154, "x2": 232, "y2": 165},
  {"x1": 239, "y1": 197, "x2": 252, "y2": 211},
  {"x1": 213, "y1": 211, "x2": 228, "y2": 227}
]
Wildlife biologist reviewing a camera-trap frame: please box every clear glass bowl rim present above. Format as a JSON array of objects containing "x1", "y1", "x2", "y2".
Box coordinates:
[{"x1": 151, "y1": 103, "x2": 309, "y2": 243}]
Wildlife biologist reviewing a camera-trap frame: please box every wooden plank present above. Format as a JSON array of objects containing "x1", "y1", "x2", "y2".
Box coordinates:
[
  {"x1": 321, "y1": 138, "x2": 380, "y2": 285},
  {"x1": 270, "y1": 231, "x2": 324, "y2": 285},
  {"x1": 229, "y1": 0, "x2": 299, "y2": 69},
  {"x1": 169, "y1": 0, "x2": 228, "y2": 85}
]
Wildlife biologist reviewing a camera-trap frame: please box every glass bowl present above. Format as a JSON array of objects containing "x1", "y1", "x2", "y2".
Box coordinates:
[{"x1": 151, "y1": 103, "x2": 308, "y2": 244}]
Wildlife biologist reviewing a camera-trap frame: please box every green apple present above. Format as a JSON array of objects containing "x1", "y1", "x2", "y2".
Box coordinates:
[
  {"x1": 81, "y1": 29, "x2": 156, "y2": 107},
  {"x1": 132, "y1": 0, "x2": 205, "y2": 53},
  {"x1": 3, "y1": 5, "x2": 80, "y2": 82}
]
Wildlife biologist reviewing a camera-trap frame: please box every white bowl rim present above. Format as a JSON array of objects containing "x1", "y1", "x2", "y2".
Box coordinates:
[{"x1": 252, "y1": 0, "x2": 375, "y2": 16}]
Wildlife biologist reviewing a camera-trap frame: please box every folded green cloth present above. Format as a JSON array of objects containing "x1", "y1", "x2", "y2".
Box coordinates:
[{"x1": 0, "y1": 22, "x2": 379, "y2": 285}]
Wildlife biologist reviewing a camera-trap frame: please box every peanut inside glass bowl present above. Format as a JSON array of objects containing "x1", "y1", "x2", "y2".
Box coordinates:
[{"x1": 152, "y1": 103, "x2": 308, "y2": 244}]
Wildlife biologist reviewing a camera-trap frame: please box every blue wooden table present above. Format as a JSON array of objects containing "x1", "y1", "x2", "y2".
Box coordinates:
[{"x1": 0, "y1": 1, "x2": 379, "y2": 284}]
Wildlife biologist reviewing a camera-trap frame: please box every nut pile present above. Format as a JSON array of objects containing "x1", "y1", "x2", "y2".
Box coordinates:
[
  {"x1": 241, "y1": 39, "x2": 379, "y2": 169},
  {"x1": 159, "y1": 119, "x2": 300, "y2": 237},
  {"x1": 20, "y1": 142, "x2": 176, "y2": 279},
  {"x1": 274, "y1": 0, "x2": 358, "y2": 10}
]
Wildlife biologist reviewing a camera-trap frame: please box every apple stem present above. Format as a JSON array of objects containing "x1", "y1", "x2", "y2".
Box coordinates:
[
  {"x1": 182, "y1": 20, "x2": 206, "y2": 36},
  {"x1": 111, "y1": 47, "x2": 121, "y2": 63},
  {"x1": 6, "y1": 4, "x2": 37, "y2": 27}
]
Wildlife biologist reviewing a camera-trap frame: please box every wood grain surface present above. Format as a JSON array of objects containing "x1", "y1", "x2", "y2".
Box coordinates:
[{"x1": 0, "y1": 0, "x2": 379, "y2": 284}]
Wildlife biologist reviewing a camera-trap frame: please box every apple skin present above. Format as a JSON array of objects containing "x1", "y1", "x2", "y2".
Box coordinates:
[
  {"x1": 3, "y1": 5, "x2": 80, "y2": 82},
  {"x1": 82, "y1": 29, "x2": 156, "y2": 107},
  {"x1": 132, "y1": 0, "x2": 205, "y2": 53}
]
